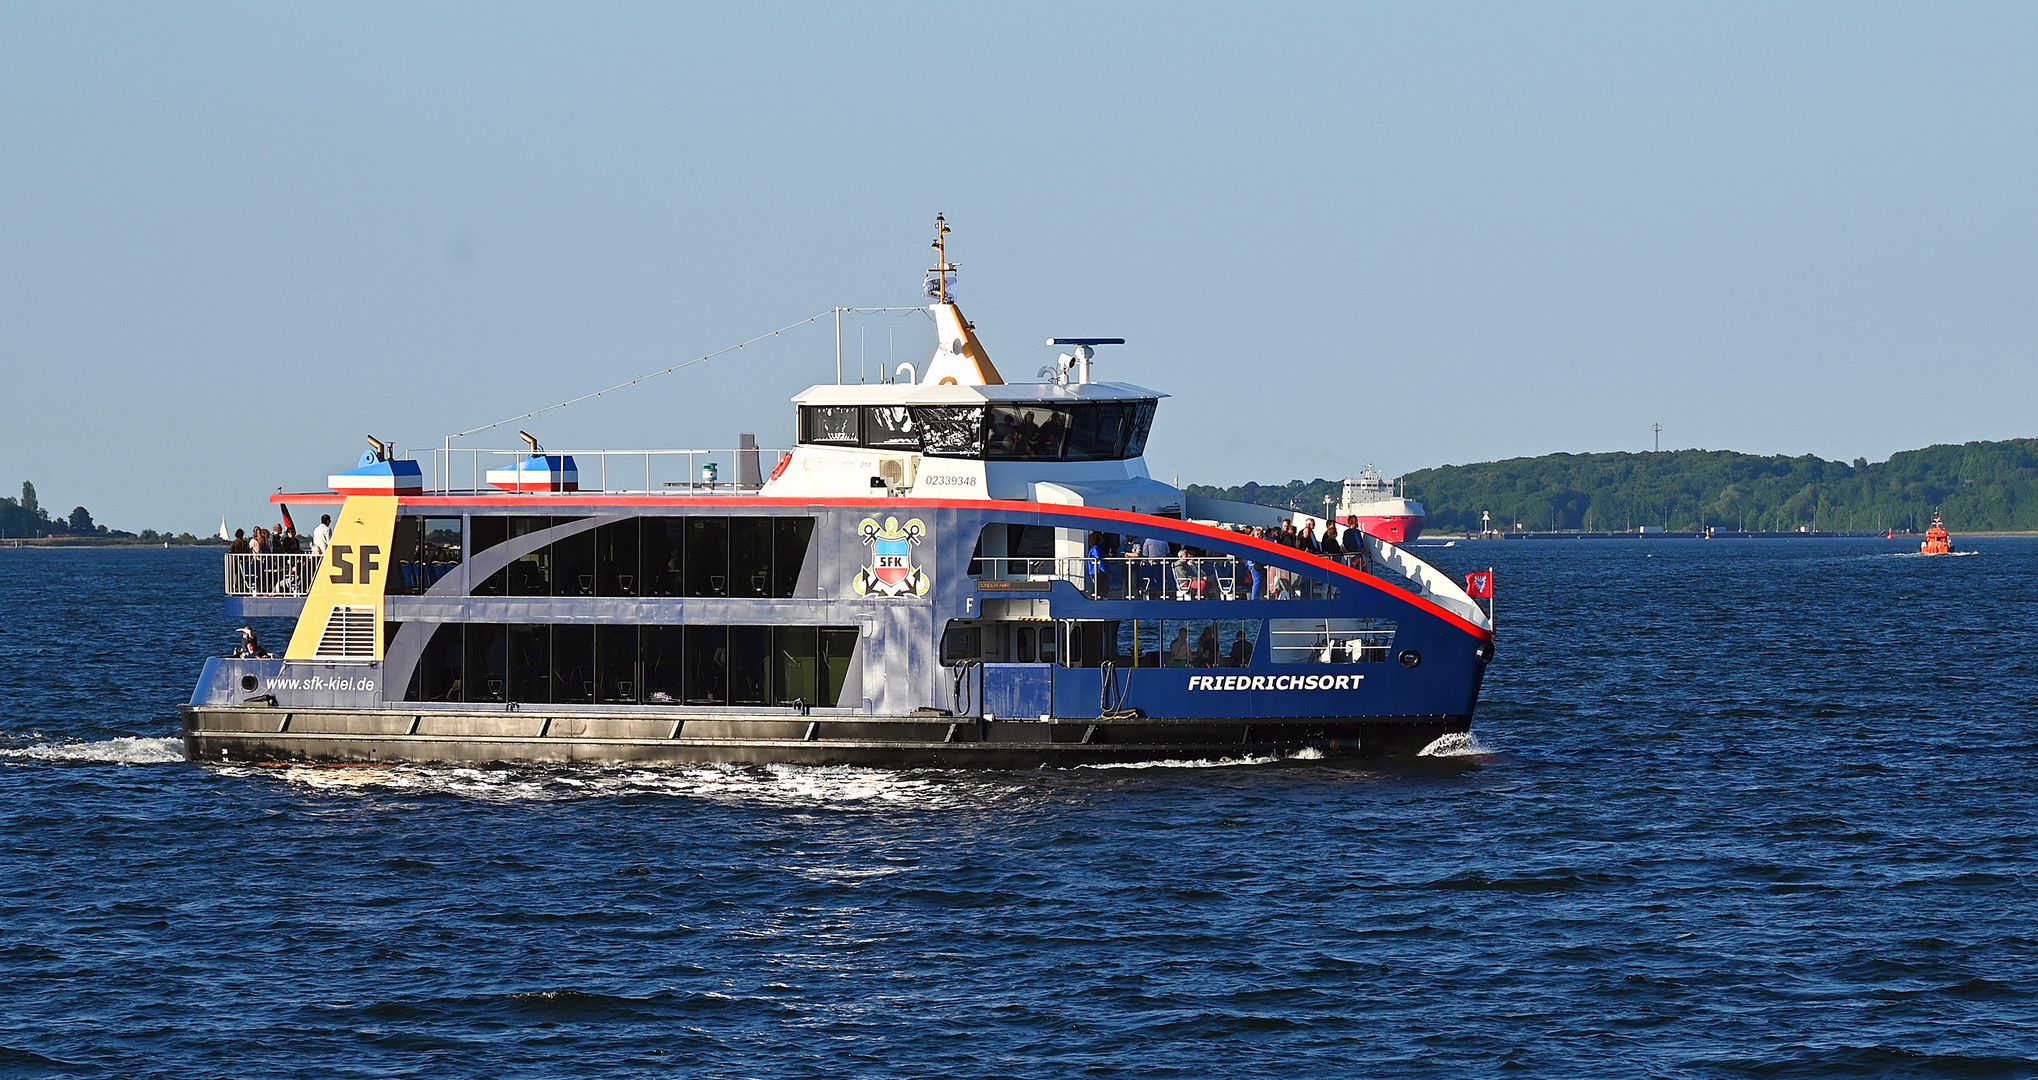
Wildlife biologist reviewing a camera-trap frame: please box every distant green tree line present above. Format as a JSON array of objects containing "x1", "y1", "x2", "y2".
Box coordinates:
[
  {"x1": 0, "y1": 481, "x2": 215, "y2": 544},
  {"x1": 1187, "y1": 439, "x2": 2038, "y2": 533}
]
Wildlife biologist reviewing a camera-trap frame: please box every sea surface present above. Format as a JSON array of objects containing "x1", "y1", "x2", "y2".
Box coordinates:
[{"x1": 2, "y1": 540, "x2": 2034, "y2": 1078}]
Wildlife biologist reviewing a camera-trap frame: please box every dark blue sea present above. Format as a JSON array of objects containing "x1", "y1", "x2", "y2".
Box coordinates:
[{"x1": 3, "y1": 540, "x2": 2035, "y2": 1078}]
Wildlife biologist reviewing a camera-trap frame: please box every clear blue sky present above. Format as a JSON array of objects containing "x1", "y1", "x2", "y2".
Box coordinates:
[{"x1": 4, "y1": 4, "x2": 2034, "y2": 533}]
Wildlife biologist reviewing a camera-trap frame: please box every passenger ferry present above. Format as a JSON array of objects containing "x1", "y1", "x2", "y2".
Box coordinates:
[{"x1": 182, "y1": 221, "x2": 1494, "y2": 767}]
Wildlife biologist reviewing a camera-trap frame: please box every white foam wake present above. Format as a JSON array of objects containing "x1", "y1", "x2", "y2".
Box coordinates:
[
  {"x1": 1080, "y1": 753, "x2": 1284, "y2": 770},
  {"x1": 0, "y1": 736, "x2": 186, "y2": 765},
  {"x1": 1417, "y1": 731, "x2": 1493, "y2": 757},
  {"x1": 238, "y1": 761, "x2": 1014, "y2": 811}
]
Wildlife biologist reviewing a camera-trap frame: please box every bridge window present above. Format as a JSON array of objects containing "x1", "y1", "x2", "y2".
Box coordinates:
[
  {"x1": 1267, "y1": 618, "x2": 1396, "y2": 664},
  {"x1": 863, "y1": 406, "x2": 920, "y2": 449},
  {"x1": 805, "y1": 400, "x2": 1159, "y2": 461},
  {"x1": 914, "y1": 405, "x2": 987, "y2": 457},
  {"x1": 802, "y1": 406, "x2": 861, "y2": 445},
  {"x1": 986, "y1": 406, "x2": 1070, "y2": 460}
]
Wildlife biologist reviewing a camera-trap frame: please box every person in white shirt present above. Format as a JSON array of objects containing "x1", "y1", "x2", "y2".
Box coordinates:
[{"x1": 310, "y1": 514, "x2": 333, "y2": 556}]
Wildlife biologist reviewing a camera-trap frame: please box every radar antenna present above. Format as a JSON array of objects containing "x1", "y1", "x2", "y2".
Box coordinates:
[{"x1": 1045, "y1": 337, "x2": 1125, "y2": 385}]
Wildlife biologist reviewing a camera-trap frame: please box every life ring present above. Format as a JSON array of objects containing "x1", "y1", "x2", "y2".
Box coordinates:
[{"x1": 769, "y1": 453, "x2": 791, "y2": 482}]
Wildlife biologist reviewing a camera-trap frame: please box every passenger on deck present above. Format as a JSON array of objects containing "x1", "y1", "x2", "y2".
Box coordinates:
[
  {"x1": 1243, "y1": 529, "x2": 1263, "y2": 600},
  {"x1": 1298, "y1": 520, "x2": 1321, "y2": 555},
  {"x1": 235, "y1": 626, "x2": 269, "y2": 659},
  {"x1": 1345, "y1": 515, "x2": 1371, "y2": 572},
  {"x1": 1139, "y1": 534, "x2": 1171, "y2": 598},
  {"x1": 1171, "y1": 547, "x2": 1198, "y2": 599},
  {"x1": 311, "y1": 515, "x2": 333, "y2": 555},
  {"x1": 249, "y1": 528, "x2": 268, "y2": 554},
  {"x1": 1086, "y1": 533, "x2": 1107, "y2": 598},
  {"x1": 1169, "y1": 626, "x2": 1191, "y2": 667},
  {"x1": 1319, "y1": 521, "x2": 1342, "y2": 559},
  {"x1": 229, "y1": 529, "x2": 250, "y2": 555}
]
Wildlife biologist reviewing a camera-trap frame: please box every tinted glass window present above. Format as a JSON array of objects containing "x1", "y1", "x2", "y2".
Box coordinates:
[
  {"x1": 595, "y1": 519, "x2": 639, "y2": 596},
  {"x1": 863, "y1": 406, "x2": 920, "y2": 449},
  {"x1": 728, "y1": 625, "x2": 770, "y2": 705},
  {"x1": 505, "y1": 517, "x2": 552, "y2": 596},
  {"x1": 552, "y1": 625, "x2": 595, "y2": 703},
  {"x1": 642, "y1": 518, "x2": 685, "y2": 597},
  {"x1": 729, "y1": 518, "x2": 773, "y2": 598},
  {"x1": 388, "y1": 517, "x2": 424, "y2": 595},
  {"x1": 773, "y1": 517, "x2": 814, "y2": 597},
  {"x1": 470, "y1": 515, "x2": 507, "y2": 556},
  {"x1": 422, "y1": 518, "x2": 463, "y2": 591},
  {"x1": 1066, "y1": 403, "x2": 1131, "y2": 461},
  {"x1": 686, "y1": 517, "x2": 729, "y2": 597},
  {"x1": 684, "y1": 626, "x2": 727, "y2": 705},
  {"x1": 469, "y1": 517, "x2": 505, "y2": 596},
  {"x1": 599, "y1": 625, "x2": 639, "y2": 703},
  {"x1": 912, "y1": 405, "x2": 986, "y2": 457},
  {"x1": 1122, "y1": 400, "x2": 1157, "y2": 458},
  {"x1": 802, "y1": 406, "x2": 860, "y2": 445},
  {"x1": 551, "y1": 527, "x2": 596, "y2": 597},
  {"x1": 411, "y1": 623, "x2": 463, "y2": 701},
  {"x1": 775, "y1": 626, "x2": 818, "y2": 705},
  {"x1": 464, "y1": 624, "x2": 506, "y2": 702},
  {"x1": 643, "y1": 626, "x2": 685, "y2": 703},
  {"x1": 508, "y1": 624, "x2": 551, "y2": 702},
  {"x1": 986, "y1": 406, "x2": 1071, "y2": 460},
  {"x1": 820, "y1": 628, "x2": 858, "y2": 707}
]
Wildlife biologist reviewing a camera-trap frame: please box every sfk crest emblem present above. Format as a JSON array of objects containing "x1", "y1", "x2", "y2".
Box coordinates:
[{"x1": 854, "y1": 516, "x2": 930, "y2": 597}]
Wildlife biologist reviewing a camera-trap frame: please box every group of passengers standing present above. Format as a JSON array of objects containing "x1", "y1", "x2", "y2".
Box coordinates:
[
  {"x1": 226, "y1": 514, "x2": 332, "y2": 557},
  {"x1": 1089, "y1": 515, "x2": 1374, "y2": 601}
]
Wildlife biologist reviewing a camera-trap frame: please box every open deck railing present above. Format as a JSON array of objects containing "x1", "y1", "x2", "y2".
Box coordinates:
[
  {"x1": 428, "y1": 447, "x2": 791, "y2": 495},
  {"x1": 225, "y1": 553, "x2": 323, "y2": 596},
  {"x1": 972, "y1": 555, "x2": 1371, "y2": 601}
]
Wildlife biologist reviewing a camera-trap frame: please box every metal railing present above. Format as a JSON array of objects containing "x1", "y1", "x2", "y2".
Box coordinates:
[
  {"x1": 428, "y1": 447, "x2": 791, "y2": 495},
  {"x1": 225, "y1": 553, "x2": 323, "y2": 596},
  {"x1": 971, "y1": 555, "x2": 1374, "y2": 601}
]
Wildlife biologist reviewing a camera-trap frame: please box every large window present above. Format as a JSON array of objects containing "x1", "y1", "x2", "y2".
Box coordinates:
[
  {"x1": 1267, "y1": 618, "x2": 1395, "y2": 664},
  {"x1": 863, "y1": 406, "x2": 919, "y2": 449},
  {"x1": 802, "y1": 406, "x2": 861, "y2": 445},
  {"x1": 472, "y1": 516, "x2": 814, "y2": 599},
  {"x1": 796, "y1": 400, "x2": 1157, "y2": 461},
  {"x1": 389, "y1": 516, "x2": 465, "y2": 595},
  {"x1": 406, "y1": 623, "x2": 860, "y2": 707},
  {"x1": 915, "y1": 405, "x2": 986, "y2": 457}
]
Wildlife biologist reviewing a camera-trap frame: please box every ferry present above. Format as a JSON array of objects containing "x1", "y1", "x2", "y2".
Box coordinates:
[
  {"x1": 181, "y1": 220, "x2": 1494, "y2": 768},
  {"x1": 1337, "y1": 466, "x2": 1426, "y2": 544}
]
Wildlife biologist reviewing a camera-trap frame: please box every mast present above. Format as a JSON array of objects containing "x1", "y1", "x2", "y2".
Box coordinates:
[{"x1": 929, "y1": 213, "x2": 953, "y2": 303}]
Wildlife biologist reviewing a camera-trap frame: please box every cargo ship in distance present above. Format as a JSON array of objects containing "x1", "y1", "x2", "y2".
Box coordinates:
[
  {"x1": 182, "y1": 220, "x2": 1494, "y2": 767},
  {"x1": 1336, "y1": 466, "x2": 1425, "y2": 545}
]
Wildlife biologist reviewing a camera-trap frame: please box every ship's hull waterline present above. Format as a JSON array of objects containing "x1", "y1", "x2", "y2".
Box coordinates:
[{"x1": 179, "y1": 706, "x2": 1468, "y2": 768}]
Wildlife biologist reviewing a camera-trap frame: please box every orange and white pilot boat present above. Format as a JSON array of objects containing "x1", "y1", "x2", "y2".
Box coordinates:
[{"x1": 1919, "y1": 511, "x2": 1954, "y2": 555}]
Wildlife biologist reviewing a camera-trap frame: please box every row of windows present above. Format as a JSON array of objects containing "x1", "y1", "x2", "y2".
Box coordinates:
[
  {"x1": 389, "y1": 516, "x2": 815, "y2": 598},
  {"x1": 405, "y1": 623, "x2": 859, "y2": 707},
  {"x1": 940, "y1": 617, "x2": 1394, "y2": 668},
  {"x1": 800, "y1": 401, "x2": 1156, "y2": 461}
]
